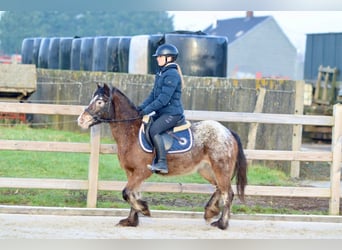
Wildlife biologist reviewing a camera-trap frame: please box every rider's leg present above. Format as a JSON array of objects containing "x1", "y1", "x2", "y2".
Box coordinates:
[
  {"x1": 148, "y1": 114, "x2": 181, "y2": 174},
  {"x1": 149, "y1": 133, "x2": 168, "y2": 173}
]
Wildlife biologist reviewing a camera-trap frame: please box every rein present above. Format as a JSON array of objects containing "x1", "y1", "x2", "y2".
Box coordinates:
[{"x1": 95, "y1": 116, "x2": 142, "y2": 123}]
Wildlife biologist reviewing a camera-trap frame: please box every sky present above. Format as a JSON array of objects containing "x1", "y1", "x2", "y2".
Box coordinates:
[{"x1": 168, "y1": 11, "x2": 342, "y2": 55}]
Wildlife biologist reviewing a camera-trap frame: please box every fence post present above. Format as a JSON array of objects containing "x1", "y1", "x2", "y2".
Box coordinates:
[
  {"x1": 291, "y1": 81, "x2": 304, "y2": 178},
  {"x1": 329, "y1": 104, "x2": 342, "y2": 215},
  {"x1": 87, "y1": 124, "x2": 101, "y2": 208},
  {"x1": 247, "y1": 87, "x2": 266, "y2": 166}
]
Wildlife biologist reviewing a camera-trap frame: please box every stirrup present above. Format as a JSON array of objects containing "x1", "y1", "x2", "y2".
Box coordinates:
[{"x1": 147, "y1": 163, "x2": 168, "y2": 174}]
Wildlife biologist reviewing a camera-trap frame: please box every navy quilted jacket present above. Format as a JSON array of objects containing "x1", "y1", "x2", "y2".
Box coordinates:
[{"x1": 139, "y1": 63, "x2": 184, "y2": 117}]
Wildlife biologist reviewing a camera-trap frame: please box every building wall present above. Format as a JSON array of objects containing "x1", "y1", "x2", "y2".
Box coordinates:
[
  {"x1": 304, "y1": 32, "x2": 342, "y2": 83},
  {"x1": 227, "y1": 18, "x2": 298, "y2": 79}
]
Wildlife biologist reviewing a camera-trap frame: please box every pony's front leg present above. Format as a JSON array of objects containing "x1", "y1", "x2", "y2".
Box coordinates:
[
  {"x1": 117, "y1": 162, "x2": 152, "y2": 227},
  {"x1": 117, "y1": 207, "x2": 139, "y2": 227},
  {"x1": 117, "y1": 187, "x2": 151, "y2": 227},
  {"x1": 122, "y1": 187, "x2": 151, "y2": 216}
]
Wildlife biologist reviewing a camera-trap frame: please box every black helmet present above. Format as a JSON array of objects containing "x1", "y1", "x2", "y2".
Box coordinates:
[{"x1": 153, "y1": 43, "x2": 178, "y2": 60}]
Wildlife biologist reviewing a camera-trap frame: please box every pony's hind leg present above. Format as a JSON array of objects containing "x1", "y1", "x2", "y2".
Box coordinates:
[
  {"x1": 198, "y1": 164, "x2": 222, "y2": 223},
  {"x1": 205, "y1": 158, "x2": 235, "y2": 230},
  {"x1": 210, "y1": 186, "x2": 233, "y2": 230},
  {"x1": 205, "y1": 187, "x2": 235, "y2": 225},
  {"x1": 204, "y1": 189, "x2": 221, "y2": 223}
]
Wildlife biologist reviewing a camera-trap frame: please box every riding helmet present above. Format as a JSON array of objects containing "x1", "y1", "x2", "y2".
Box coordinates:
[{"x1": 153, "y1": 43, "x2": 178, "y2": 60}]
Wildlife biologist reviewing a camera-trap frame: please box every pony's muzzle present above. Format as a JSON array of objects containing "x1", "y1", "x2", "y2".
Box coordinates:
[{"x1": 77, "y1": 112, "x2": 93, "y2": 129}]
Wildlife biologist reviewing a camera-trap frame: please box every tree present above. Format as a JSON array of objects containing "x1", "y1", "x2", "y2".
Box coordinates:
[{"x1": 0, "y1": 11, "x2": 174, "y2": 54}]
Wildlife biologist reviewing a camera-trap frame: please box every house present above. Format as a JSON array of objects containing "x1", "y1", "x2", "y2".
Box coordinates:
[{"x1": 203, "y1": 11, "x2": 299, "y2": 79}]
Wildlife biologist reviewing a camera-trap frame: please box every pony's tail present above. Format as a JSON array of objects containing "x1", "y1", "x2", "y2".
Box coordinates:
[{"x1": 231, "y1": 130, "x2": 248, "y2": 202}]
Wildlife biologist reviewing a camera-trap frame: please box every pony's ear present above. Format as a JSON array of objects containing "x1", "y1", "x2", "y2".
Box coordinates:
[
  {"x1": 103, "y1": 83, "x2": 111, "y2": 90},
  {"x1": 96, "y1": 82, "x2": 103, "y2": 88},
  {"x1": 103, "y1": 82, "x2": 114, "y2": 89},
  {"x1": 103, "y1": 83, "x2": 111, "y2": 96}
]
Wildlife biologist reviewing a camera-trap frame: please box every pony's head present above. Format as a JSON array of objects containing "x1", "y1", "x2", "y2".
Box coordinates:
[{"x1": 78, "y1": 83, "x2": 113, "y2": 129}]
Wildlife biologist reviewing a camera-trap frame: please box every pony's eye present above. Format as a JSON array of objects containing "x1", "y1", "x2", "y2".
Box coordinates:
[{"x1": 96, "y1": 100, "x2": 105, "y2": 107}]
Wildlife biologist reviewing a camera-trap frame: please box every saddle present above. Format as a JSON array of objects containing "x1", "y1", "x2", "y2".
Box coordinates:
[{"x1": 138, "y1": 114, "x2": 193, "y2": 154}]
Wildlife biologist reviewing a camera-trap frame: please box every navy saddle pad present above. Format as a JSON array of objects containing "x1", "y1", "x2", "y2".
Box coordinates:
[{"x1": 138, "y1": 119, "x2": 193, "y2": 154}]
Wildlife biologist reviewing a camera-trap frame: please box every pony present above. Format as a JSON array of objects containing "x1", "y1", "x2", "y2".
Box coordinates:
[{"x1": 77, "y1": 83, "x2": 248, "y2": 230}]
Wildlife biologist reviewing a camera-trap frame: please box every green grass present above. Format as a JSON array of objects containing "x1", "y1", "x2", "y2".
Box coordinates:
[
  {"x1": 0, "y1": 124, "x2": 313, "y2": 214},
  {"x1": 246, "y1": 165, "x2": 290, "y2": 186},
  {"x1": 0, "y1": 124, "x2": 292, "y2": 184},
  {"x1": 0, "y1": 124, "x2": 91, "y2": 142}
]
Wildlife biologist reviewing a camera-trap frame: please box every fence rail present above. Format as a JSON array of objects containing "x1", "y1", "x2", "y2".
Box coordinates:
[{"x1": 0, "y1": 102, "x2": 341, "y2": 215}]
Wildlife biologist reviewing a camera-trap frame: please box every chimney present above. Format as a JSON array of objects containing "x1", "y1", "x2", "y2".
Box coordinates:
[{"x1": 246, "y1": 11, "x2": 254, "y2": 18}]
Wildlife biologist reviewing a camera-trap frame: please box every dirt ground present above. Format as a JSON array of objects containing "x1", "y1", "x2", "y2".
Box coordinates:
[
  {"x1": 1, "y1": 211, "x2": 342, "y2": 239},
  {"x1": 138, "y1": 186, "x2": 342, "y2": 215},
  {"x1": 236, "y1": 196, "x2": 342, "y2": 214}
]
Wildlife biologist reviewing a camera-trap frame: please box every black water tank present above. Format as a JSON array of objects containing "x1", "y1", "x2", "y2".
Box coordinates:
[
  {"x1": 128, "y1": 33, "x2": 227, "y2": 77},
  {"x1": 148, "y1": 34, "x2": 165, "y2": 74},
  {"x1": 164, "y1": 33, "x2": 228, "y2": 77}
]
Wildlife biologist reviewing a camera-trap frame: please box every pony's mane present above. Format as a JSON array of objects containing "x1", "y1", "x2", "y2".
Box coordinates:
[{"x1": 111, "y1": 86, "x2": 138, "y2": 111}]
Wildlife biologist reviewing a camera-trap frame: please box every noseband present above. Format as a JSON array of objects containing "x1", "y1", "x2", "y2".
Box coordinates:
[{"x1": 84, "y1": 94, "x2": 110, "y2": 122}]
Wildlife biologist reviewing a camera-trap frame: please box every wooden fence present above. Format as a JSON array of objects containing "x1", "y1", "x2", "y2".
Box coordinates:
[{"x1": 0, "y1": 102, "x2": 341, "y2": 215}]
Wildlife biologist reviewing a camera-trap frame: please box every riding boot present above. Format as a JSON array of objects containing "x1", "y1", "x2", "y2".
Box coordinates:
[{"x1": 147, "y1": 134, "x2": 168, "y2": 174}]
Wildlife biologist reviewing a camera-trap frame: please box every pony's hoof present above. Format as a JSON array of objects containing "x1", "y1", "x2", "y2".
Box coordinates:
[
  {"x1": 204, "y1": 208, "x2": 220, "y2": 222},
  {"x1": 138, "y1": 200, "x2": 151, "y2": 216},
  {"x1": 116, "y1": 218, "x2": 139, "y2": 227},
  {"x1": 141, "y1": 208, "x2": 151, "y2": 217},
  {"x1": 210, "y1": 220, "x2": 228, "y2": 230}
]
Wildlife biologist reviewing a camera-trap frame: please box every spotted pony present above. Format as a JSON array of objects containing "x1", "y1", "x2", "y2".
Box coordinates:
[{"x1": 78, "y1": 83, "x2": 248, "y2": 230}]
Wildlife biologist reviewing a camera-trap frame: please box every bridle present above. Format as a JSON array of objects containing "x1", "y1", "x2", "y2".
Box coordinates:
[{"x1": 85, "y1": 91, "x2": 141, "y2": 124}]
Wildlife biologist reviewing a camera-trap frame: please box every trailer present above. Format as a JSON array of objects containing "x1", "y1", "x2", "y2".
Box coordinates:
[
  {"x1": 0, "y1": 63, "x2": 36, "y2": 100},
  {"x1": 0, "y1": 63, "x2": 37, "y2": 123}
]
